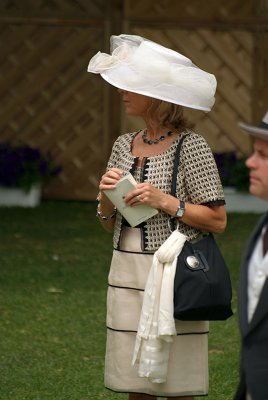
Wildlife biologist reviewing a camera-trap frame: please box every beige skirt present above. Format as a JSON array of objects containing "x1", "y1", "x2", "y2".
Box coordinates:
[{"x1": 105, "y1": 226, "x2": 209, "y2": 397}]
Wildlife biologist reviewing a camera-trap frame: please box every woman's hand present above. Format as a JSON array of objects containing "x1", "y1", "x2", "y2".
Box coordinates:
[
  {"x1": 99, "y1": 168, "x2": 123, "y2": 191},
  {"x1": 124, "y1": 182, "x2": 166, "y2": 210},
  {"x1": 97, "y1": 168, "x2": 123, "y2": 233},
  {"x1": 124, "y1": 181, "x2": 227, "y2": 234}
]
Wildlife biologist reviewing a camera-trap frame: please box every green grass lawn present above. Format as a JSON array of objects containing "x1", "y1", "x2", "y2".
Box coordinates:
[{"x1": 0, "y1": 201, "x2": 262, "y2": 399}]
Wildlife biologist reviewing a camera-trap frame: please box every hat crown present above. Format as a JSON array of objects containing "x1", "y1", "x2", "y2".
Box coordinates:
[{"x1": 88, "y1": 34, "x2": 217, "y2": 112}]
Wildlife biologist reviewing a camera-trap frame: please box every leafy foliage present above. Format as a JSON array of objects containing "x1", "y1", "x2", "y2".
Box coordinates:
[
  {"x1": 214, "y1": 151, "x2": 249, "y2": 192},
  {"x1": 0, "y1": 142, "x2": 62, "y2": 191}
]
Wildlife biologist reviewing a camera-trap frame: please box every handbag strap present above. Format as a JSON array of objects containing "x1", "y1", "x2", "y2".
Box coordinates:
[
  {"x1": 170, "y1": 134, "x2": 189, "y2": 196},
  {"x1": 170, "y1": 133, "x2": 189, "y2": 231}
]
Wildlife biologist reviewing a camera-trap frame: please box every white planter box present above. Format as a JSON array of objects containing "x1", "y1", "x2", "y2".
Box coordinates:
[
  {"x1": 224, "y1": 187, "x2": 267, "y2": 213},
  {"x1": 0, "y1": 184, "x2": 41, "y2": 207}
]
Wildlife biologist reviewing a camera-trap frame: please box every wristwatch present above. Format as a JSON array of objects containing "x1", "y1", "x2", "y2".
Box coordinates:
[{"x1": 175, "y1": 200, "x2": 185, "y2": 219}]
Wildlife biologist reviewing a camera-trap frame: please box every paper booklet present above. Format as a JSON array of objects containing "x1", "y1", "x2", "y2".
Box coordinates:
[{"x1": 103, "y1": 173, "x2": 158, "y2": 227}]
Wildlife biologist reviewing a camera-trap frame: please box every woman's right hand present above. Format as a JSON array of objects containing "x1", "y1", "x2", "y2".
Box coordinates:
[
  {"x1": 99, "y1": 168, "x2": 123, "y2": 191},
  {"x1": 97, "y1": 168, "x2": 123, "y2": 233}
]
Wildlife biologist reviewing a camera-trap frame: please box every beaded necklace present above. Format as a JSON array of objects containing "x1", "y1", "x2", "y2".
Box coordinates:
[{"x1": 142, "y1": 129, "x2": 173, "y2": 145}]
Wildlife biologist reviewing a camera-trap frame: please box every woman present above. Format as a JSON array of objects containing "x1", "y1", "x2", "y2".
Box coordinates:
[{"x1": 88, "y1": 34, "x2": 227, "y2": 399}]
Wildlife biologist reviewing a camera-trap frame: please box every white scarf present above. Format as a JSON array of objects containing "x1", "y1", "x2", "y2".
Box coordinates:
[{"x1": 132, "y1": 230, "x2": 187, "y2": 383}]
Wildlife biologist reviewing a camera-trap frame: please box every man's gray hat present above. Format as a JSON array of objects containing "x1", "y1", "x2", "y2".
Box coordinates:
[{"x1": 238, "y1": 111, "x2": 268, "y2": 141}]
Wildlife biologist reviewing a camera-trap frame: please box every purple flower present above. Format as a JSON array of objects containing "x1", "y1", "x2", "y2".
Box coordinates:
[
  {"x1": 0, "y1": 142, "x2": 62, "y2": 191},
  {"x1": 213, "y1": 151, "x2": 249, "y2": 191}
]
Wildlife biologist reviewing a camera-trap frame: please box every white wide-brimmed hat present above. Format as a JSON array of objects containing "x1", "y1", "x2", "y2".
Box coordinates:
[
  {"x1": 238, "y1": 110, "x2": 268, "y2": 141},
  {"x1": 87, "y1": 34, "x2": 217, "y2": 112}
]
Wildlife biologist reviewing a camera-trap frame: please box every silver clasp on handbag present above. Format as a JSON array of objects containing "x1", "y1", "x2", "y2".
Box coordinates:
[
  {"x1": 185, "y1": 250, "x2": 209, "y2": 272},
  {"x1": 186, "y1": 255, "x2": 200, "y2": 269}
]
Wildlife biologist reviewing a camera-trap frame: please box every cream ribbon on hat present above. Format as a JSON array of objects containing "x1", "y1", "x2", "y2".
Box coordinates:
[{"x1": 88, "y1": 42, "x2": 131, "y2": 72}]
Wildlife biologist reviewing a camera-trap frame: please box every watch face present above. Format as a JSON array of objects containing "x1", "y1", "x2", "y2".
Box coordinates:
[
  {"x1": 176, "y1": 209, "x2": 184, "y2": 217},
  {"x1": 176, "y1": 201, "x2": 185, "y2": 218}
]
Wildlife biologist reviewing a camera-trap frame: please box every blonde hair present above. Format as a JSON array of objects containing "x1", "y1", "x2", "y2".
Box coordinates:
[{"x1": 147, "y1": 99, "x2": 194, "y2": 131}]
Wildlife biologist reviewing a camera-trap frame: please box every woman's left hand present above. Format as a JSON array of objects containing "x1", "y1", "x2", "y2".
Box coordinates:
[
  {"x1": 124, "y1": 181, "x2": 227, "y2": 233},
  {"x1": 124, "y1": 182, "x2": 165, "y2": 210}
]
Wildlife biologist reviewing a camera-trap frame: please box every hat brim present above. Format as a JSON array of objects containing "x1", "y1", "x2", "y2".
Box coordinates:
[
  {"x1": 238, "y1": 122, "x2": 268, "y2": 141},
  {"x1": 101, "y1": 72, "x2": 212, "y2": 112}
]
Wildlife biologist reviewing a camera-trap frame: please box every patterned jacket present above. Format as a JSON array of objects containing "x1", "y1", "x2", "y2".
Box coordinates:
[{"x1": 106, "y1": 130, "x2": 225, "y2": 252}]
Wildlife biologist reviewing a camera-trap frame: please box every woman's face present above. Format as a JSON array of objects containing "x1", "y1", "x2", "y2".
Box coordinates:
[{"x1": 118, "y1": 89, "x2": 152, "y2": 118}]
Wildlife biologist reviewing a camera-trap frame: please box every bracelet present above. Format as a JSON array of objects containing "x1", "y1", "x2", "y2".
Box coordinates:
[{"x1": 96, "y1": 203, "x2": 116, "y2": 220}]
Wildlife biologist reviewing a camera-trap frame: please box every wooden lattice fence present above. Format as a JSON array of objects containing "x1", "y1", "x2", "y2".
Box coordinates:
[
  {"x1": 0, "y1": 0, "x2": 268, "y2": 200},
  {"x1": 122, "y1": 28, "x2": 256, "y2": 155},
  {"x1": 0, "y1": 0, "x2": 113, "y2": 200},
  {"x1": 123, "y1": 0, "x2": 268, "y2": 156}
]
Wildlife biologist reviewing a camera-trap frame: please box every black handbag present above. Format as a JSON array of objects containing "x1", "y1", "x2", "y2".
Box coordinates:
[{"x1": 171, "y1": 135, "x2": 233, "y2": 321}]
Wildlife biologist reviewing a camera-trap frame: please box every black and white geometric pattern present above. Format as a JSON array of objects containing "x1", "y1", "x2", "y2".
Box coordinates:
[{"x1": 106, "y1": 130, "x2": 225, "y2": 251}]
